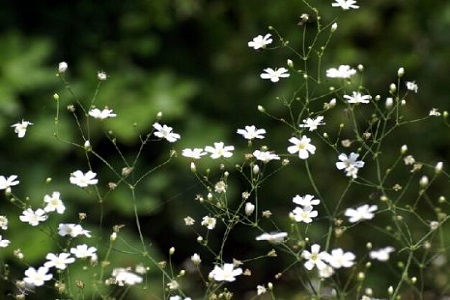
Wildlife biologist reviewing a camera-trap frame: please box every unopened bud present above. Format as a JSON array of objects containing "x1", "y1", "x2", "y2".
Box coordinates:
[
  {"x1": 169, "y1": 247, "x2": 175, "y2": 255},
  {"x1": 398, "y1": 67, "x2": 404, "y2": 77},
  {"x1": 331, "y1": 22, "x2": 338, "y2": 32},
  {"x1": 419, "y1": 176, "x2": 429, "y2": 187},
  {"x1": 385, "y1": 97, "x2": 393, "y2": 109},
  {"x1": 257, "y1": 105, "x2": 265, "y2": 113},
  {"x1": 58, "y1": 62, "x2": 68, "y2": 73},
  {"x1": 245, "y1": 202, "x2": 255, "y2": 216},
  {"x1": 252, "y1": 164, "x2": 260, "y2": 175},
  {"x1": 401, "y1": 145, "x2": 408, "y2": 154},
  {"x1": 287, "y1": 59, "x2": 294, "y2": 68},
  {"x1": 190, "y1": 162, "x2": 197, "y2": 173},
  {"x1": 389, "y1": 83, "x2": 396, "y2": 93},
  {"x1": 435, "y1": 162, "x2": 443, "y2": 174}
]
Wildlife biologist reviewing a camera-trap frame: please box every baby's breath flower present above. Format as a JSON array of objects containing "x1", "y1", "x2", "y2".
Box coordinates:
[
  {"x1": 97, "y1": 71, "x2": 107, "y2": 81},
  {"x1": 344, "y1": 91, "x2": 371, "y2": 104},
  {"x1": 237, "y1": 125, "x2": 266, "y2": 140},
  {"x1": 70, "y1": 170, "x2": 98, "y2": 187},
  {"x1": 184, "y1": 216, "x2": 195, "y2": 226},
  {"x1": 326, "y1": 65, "x2": 356, "y2": 79},
  {"x1": 331, "y1": 0, "x2": 359, "y2": 10},
  {"x1": 153, "y1": 122, "x2": 180, "y2": 143},
  {"x1": 58, "y1": 62, "x2": 68, "y2": 73},
  {"x1": 0, "y1": 175, "x2": 19, "y2": 190},
  {"x1": 201, "y1": 216, "x2": 216, "y2": 230},
  {"x1": 245, "y1": 202, "x2": 255, "y2": 216},
  {"x1": 0, "y1": 235, "x2": 10, "y2": 248},
  {"x1": 406, "y1": 81, "x2": 418, "y2": 93},
  {"x1": 260, "y1": 67, "x2": 290, "y2": 82},
  {"x1": 209, "y1": 263, "x2": 243, "y2": 282},
  {"x1": 287, "y1": 136, "x2": 316, "y2": 159},
  {"x1": 248, "y1": 34, "x2": 272, "y2": 49},
  {"x1": 11, "y1": 120, "x2": 33, "y2": 138},
  {"x1": 344, "y1": 204, "x2": 377, "y2": 223},
  {"x1": 19, "y1": 208, "x2": 47, "y2": 226}
]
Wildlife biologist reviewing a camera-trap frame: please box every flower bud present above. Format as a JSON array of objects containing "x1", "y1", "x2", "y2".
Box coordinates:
[
  {"x1": 245, "y1": 202, "x2": 255, "y2": 216},
  {"x1": 397, "y1": 67, "x2": 404, "y2": 77},
  {"x1": 58, "y1": 62, "x2": 68, "y2": 73},
  {"x1": 419, "y1": 176, "x2": 429, "y2": 187},
  {"x1": 389, "y1": 83, "x2": 396, "y2": 93},
  {"x1": 169, "y1": 247, "x2": 175, "y2": 255},
  {"x1": 331, "y1": 22, "x2": 338, "y2": 32},
  {"x1": 53, "y1": 93, "x2": 59, "y2": 101},
  {"x1": 435, "y1": 162, "x2": 443, "y2": 174},
  {"x1": 287, "y1": 59, "x2": 294, "y2": 68},
  {"x1": 190, "y1": 162, "x2": 197, "y2": 173},
  {"x1": 257, "y1": 105, "x2": 265, "y2": 113},
  {"x1": 252, "y1": 164, "x2": 260, "y2": 175},
  {"x1": 401, "y1": 145, "x2": 408, "y2": 154},
  {"x1": 385, "y1": 97, "x2": 393, "y2": 109}
]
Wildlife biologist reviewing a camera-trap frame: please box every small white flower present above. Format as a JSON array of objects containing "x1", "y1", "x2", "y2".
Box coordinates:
[
  {"x1": 204, "y1": 142, "x2": 234, "y2": 159},
  {"x1": 336, "y1": 152, "x2": 365, "y2": 178},
  {"x1": 302, "y1": 244, "x2": 330, "y2": 271},
  {"x1": 0, "y1": 175, "x2": 19, "y2": 190},
  {"x1": 70, "y1": 170, "x2": 98, "y2": 187},
  {"x1": 209, "y1": 263, "x2": 243, "y2": 282},
  {"x1": 406, "y1": 81, "x2": 418, "y2": 93},
  {"x1": 0, "y1": 216, "x2": 8, "y2": 230},
  {"x1": 429, "y1": 108, "x2": 441, "y2": 116},
  {"x1": 290, "y1": 206, "x2": 318, "y2": 223},
  {"x1": 0, "y1": 235, "x2": 10, "y2": 248},
  {"x1": 369, "y1": 246, "x2": 395, "y2": 262},
  {"x1": 344, "y1": 91, "x2": 371, "y2": 104},
  {"x1": 248, "y1": 33, "x2": 273, "y2": 49},
  {"x1": 44, "y1": 252, "x2": 75, "y2": 270},
  {"x1": 287, "y1": 136, "x2": 316, "y2": 159},
  {"x1": 260, "y1": 67, "x2": 290, "y2": 82},
  {"x1": 191, "y1": 253, "x2": 202, "y2": 265},
  {"x1": 58, "y1": 62, "x2": 68, "y2": 73},
  {"x1": 70, "y1": 244, "x2": 97, "y2": 259},
  {"x1": 184, "y1": 216, "x2": 195, "y2": 226},
  {"x1": 245, "y1": 202, "x2": 255, "y2": 216},
  {"x1": 201, "y1": 216, "x2": 217, "y2": 230},
  {"x1": 292, "y1": 194, "x2": 320, "y2": 207},
  {"x1": 152, "y1": 122, "x2": 180, "y2": 143},
  {"x1": 257, "y1": 285, "x2": 267, "y2": 295},
  {"x1": 19, "y1": 208, "x2": 47, "y2": 226},
  {"x1": 256, "y1": 232, "x2": 288, "y2": 244},
  {"x1": 344, "y1": 204, "x2": 377, "y2": 223},
  {"x1": 299, "y1": 116, "x2": 325, "y2": 131},
  {"x1": 326, "y1": 65, "x2": 357, "y2": 78},
  {"x1": 331, "y1": 0, "x2": 359, "y2": 10},
  {"x1": 11, "y1": 120, "x2": 33, "y2": 138},
  {"x1": 403, "y1": 155, "x2": 415, "y2": 165},
  {"x1": 112, "y1": 268, "x2": 143, "y2": 286},
  {"x1": 88, "y1": 107, "x2": 117, "y2": 119},
  {"x1": 318, "y1": 265, "x2": 335, "y2": 278},
  {"x1": 253, "y1": 150, "x2": 280, "y2": 163},
  {"x1": 182, "y1": 148, "x2": 207, "y2": 159},
  {"x1": 97, "y1": 71, "x2": 108, "y2": 81},
  {"x1": 43, "y1": 191, "x2": 65, "y2": 214},
  {"x1": 23, "y1": 266, "x2": 52, "y2": 287},
  {"x1": 326, "y1": 248, "x2": 355, "y2": 269},
  {"x1": 237, "y1": 125, "x2": 266, "y2": 140},
  {"x1": 58, "y1": 223, "x2": 91, "y2": 238}
]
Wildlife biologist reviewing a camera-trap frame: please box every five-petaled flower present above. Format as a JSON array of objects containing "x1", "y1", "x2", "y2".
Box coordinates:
[
  {"x1": 19, "y1": 208, "x2": 48, "y2": 226},
  {"x1": 406, "y1": 81, "x2": 418, "y2": 93},
  {"x1": 369, "y1": 246, "x2": 395, "y2": 261},
  {"x1": 301, "y1": 244, "x2": 330, "y2": 271},
  {"x1": 248, "y1": 33, "x2": 273, "y2": 49},
  {"x1": 43, "y1": 191, "x2": 65, "y2": 214},
  {"x1": 336, "y1": 152, "x2": 365, "y2": 178},
  {"x1": 204, "y1": 142, "x2": 234, "y2": 159},
  {"x1": 153, "y1": 122, "x2": 180, "y2": 143},
  {"x1": 70, "y1": 170, "x2": 98, "y2": 187},
  {"x1": 326, "y1": 65, "x2": 357, "y2": 78},
  {"x1": 44, "y1": 252, "x2": 75, "y2": 270},
  {"x1": 23, "y1": 266, "x2": 53, "y2": 287},
  {"x1": 88, "y1": 107, "x2": 117, "y2": 119},
  {"x1": 11, "y1": 120, "x2": 33, "y2": 138},
  {"x1": 0, "y1": 235, "x2": 10, "y2": 248},
  {"x1": 112, "y1": 268, "x2": 143, "y2": 286},
  {"x1": 344, "y1": 91, "x2": 371, "y2": 104},
  {"x1": 182, "y1": 148, "x2": 207, "y2": 159},
  {"x1": 299, "y1": 116, "x2": 325, "y2": 132},
  {"x1": 0, "y1": 175, "x2": 19, "y2": 190},
  {"x1": 290, "y1": 206, "x2": 318, "y2": 223},
  {"x1": 260, "y1": 67, "x2": 290, "y2": 82},
  {"x1": 58, "y1": 223, "x2": 92, "y2": 238},
  {"x1": 253, "y1": 150, "x2": 280, "y2": 163},
  {"x1": 325, "y1": 248, "x2": 355, "y2": 269},
  {"x1": 345, "y1": 204, "x2": 378, "y2": 223},
  {"x1": 70, "y1": 244, "x2": 97, "y2": 259},
  {"x1": 287, "y1": 136, "x2": 316, "y2": 159},
  {"x1": 209, "y1": 263, "x2": 243, "y2": 282},
  {"x1": 201, "y1": 216, "x2": 217, "y2": 230},
  {"x1": 331, "y1": 0, "x2": 359, "y2": 10},
  {"x1": 237, "y1": 125, "x2": 266, "y2": 140},
  {"x1": 293, "y1": 194, "x2": 320, "y2": 207}
]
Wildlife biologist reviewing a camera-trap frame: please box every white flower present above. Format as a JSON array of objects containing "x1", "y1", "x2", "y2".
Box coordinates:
[
  {"x1": 0, "y1": 175, "x2": 19, "y2": 190},
  {"x1": 44, "y1": 252, "x2": 75, "y2": 270},
  {"x1": 301, "y1": 244, "x2": 330, "y2": 271},
  {"x1": 204, "y1": 142, "x2": 234, "y2": 159},
  {"x1": 429, "y1": 108, "x2": 441, "y2": 116},
  {"x1": 299, "y1": 116, "x2": 325, "y2": 131},
  {"x1": 182, "y1": 148, "x2": 207, "y2": 159},
  {"x1": 19, "y1": 208, "x2": 47, "y2": 226},
  {"x1": 152, "y1": 122, "x2": 180, "y2": 143},
  {"x1": 369, "y1": 246, "x2": 395, "y2": 262},
  {"x1": 237, "y1": 125, "x2": 266, "y2": 140},
  {"x1": 0, "y1": 235, "x2": 10, "y2": 248},
  {"x1": 0, "y1": 216, "x2": 8, "y2": 230},
  {"x1": 290, "y1": 206, "x2": 318, "y2": 223},
  {"x1": 58, "y1": 62, "x2": 68, "y2": 73},
  {"x1": 331, "y1": 0, "x2": 359, "y2": 10},
  {"x1": 292, "y1": 194, "x2": 320, "y2": 207},
  {"x1": 88, "y1": 107, "x2": 117, "y2": 119},
  {"x1": 24, "y1": 266, "x2": 53, "y2": 287},
  {"x1": 403, "y1": 155, "x2": 415, "y2": 165},
  {"x1": 191, "y1": 253, "x2": 202, "y2": 265},
  {"x1": 11, "y1": 120, "x2": 33, "y2": 138},
  {"x1": 326, "y1": 65, "x2": 357, "y2": 78},
  {"x1": 336, "y1": 152, "x2": 365, "y2": 178},
  {"x1": 345, "y1": 204, "x2": 378, "y2": 223},
  {"x1": 97, "y1": 71, "x2": 108, "y2": 81},
  {"x1": 209, "y1": 263, "x2": 243, "y2": 282},
  {"x1": 318, "y1": 265, "x2": 335, "y2": 278},
  {"x1": 43, "y1": 191, "x2": 65, "y2": 214},
  {"x1": 253, "y1": 150, "x2": 280, "y2": 163},
  {"x1": 245, "y1": 202, "x2": 255, "y2": 216},
  {"x1": 406, "y1": 81, "x2": 418, "y2": 93},
  {"x1": 70, "y1": 170, "x2": 98, "y2": 187},
  {"x1": 344, "y1": 91, "x2": 371, "y2": 104},
  {"x1": 325, "y1": 248, "x2": 355, "y2": 269},
  {"x1": 184, "y1": 216, "x2": 195, "y2": 226},
  {"x1": 287, "y1": 136, "x2": 316, "y2": 159},
  {"x1": 257, "y1": 285, "x2": 267, "y2": 295},
  {"x1": 260, "y1": 67, "x2": 290, "y2": 82},
  {"x1": 256, "y1": 232, "x2": 288, "y2": 244},
  {"x1": 70, "y1": 244, "x2": 97, "y2": 259},
  {"x1": 248, "y1": 33, "x2": 273, "y2": 49},
  {"x1": 201, "y1": 216, "x2": 217, "y2": 230},
  {"x1": 112, "y1": 268, "x2": 143, "y2": 286},
  {"x1": 58, "y1": 223, "x2": 91, "y2": 238}
]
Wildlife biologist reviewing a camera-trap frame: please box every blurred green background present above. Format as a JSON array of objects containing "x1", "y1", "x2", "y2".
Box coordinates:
[{"x1": 0, "y1": 0, "x2": 449, "y2": 299}]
